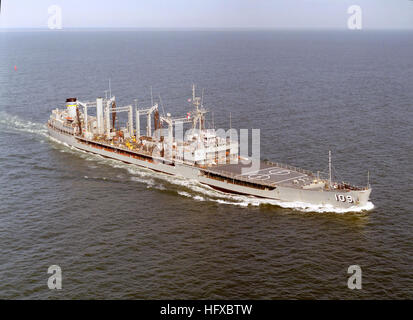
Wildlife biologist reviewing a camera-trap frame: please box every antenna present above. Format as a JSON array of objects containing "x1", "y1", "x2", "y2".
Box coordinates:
[
  {"x1": 230, "y1": 112, "x2": 232, "y2": 130},
  {"x1": 109, "y1": 79, "x2": 112, "y2": 98},
  {"x1": 192, "y1": 84, "x2": 200, "y2": 111},
  {"x1": 104, "y1": 90, "x2": 108, "y2": 100},
  {"x1": 329, "y1": 150, "x2": 332, "y2": 188},
  {"x1": 201, "y1": 88, "x2": 204, "y2": 107},
  {"x1": 150, "y1": 86, "x2": 153, "y2": 107},
  {"x1": 367, "y1": 170, "x2": 370, "y2": 188}
]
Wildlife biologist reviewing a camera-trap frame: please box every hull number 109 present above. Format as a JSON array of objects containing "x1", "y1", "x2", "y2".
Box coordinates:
[{"x1": 335, "y1": 194, "x2": 354, "y2": 203}]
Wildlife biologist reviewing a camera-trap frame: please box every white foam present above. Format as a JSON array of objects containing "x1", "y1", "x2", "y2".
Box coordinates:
[
  {"x1": 178, "y1": 191, "x2": 206, "y2": 202},
  {"x1": 0, "y1": 111, "x2": 48, "y2": 137}
]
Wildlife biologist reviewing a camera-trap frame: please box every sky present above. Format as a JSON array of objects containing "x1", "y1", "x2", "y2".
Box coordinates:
[{"x1": 0, "y1": 0, "x2": 412, "y2": 30}]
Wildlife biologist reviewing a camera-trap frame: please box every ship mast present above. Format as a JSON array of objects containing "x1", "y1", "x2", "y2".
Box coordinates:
[
  {"x1": 193, "y1": 84, "x2": 200, "y2": 130},
  {"x1": 191, "y1": 84, "x2": 206, "y2": 135},
  {"x1": 192, "y1": 84, "x2": 196, "y2": 108}
]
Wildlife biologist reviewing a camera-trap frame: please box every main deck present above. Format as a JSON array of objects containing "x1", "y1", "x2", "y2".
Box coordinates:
[{"x1": 202, "y1": 160, "x2": 315, "y2": 189}]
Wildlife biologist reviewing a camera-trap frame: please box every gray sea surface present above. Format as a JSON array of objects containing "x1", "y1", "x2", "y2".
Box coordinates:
[{"x1": 0, "y1": 30, "x2": 412, "y2": 299}]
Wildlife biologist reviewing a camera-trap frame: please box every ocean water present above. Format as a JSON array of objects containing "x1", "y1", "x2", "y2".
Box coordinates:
[{"x1": 0, "y1": 30, "x2": 412, "y2": 299}]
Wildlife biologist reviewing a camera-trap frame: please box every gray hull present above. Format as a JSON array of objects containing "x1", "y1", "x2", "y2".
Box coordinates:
[{"x1": 48, "y1": 127, "x2": 372, "y2": 210}]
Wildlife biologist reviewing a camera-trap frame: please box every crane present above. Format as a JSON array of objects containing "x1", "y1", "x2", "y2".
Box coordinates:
[
  {"x1": 160, "y1": 113, "x2": 192, "y2": 142},
  {"x1": 76, "y1": 99, "x2": 97, "y2": 134},
  {"x1": 135, "y1": 103, "x2": 158, "y2": 139},
  {"x1": 106, "y1": 104, "x2": 134, "y2": 139}
]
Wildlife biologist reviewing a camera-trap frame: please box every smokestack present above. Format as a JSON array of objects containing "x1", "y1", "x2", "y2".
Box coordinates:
[{"x1": 66, "y1": 98, "x2": 77, "y2": 119}]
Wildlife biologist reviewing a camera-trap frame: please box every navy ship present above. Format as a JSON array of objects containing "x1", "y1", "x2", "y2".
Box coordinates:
[{"x1": 47, "y1": 85, "x2": 372, "y2": 210}]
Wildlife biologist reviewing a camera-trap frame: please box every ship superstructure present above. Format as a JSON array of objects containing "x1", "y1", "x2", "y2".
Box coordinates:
[{"x1": 47, "y1": 85, "x2": 372, "y2": 210}]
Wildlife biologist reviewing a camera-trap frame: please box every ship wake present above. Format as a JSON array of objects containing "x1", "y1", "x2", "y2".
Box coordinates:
[{"x1": 0, "y1": 111, "x2": 48, "y2": 137}]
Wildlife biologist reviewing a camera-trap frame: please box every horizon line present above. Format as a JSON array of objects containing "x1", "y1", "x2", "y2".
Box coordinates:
[{"x1": 1, "y1": 26, "x2": 413, "y2": 32}]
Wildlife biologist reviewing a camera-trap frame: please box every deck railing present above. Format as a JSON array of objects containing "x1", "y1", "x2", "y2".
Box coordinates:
[{"x1": 263, "y1": 160, "x2": 314, "y2": 176}]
